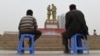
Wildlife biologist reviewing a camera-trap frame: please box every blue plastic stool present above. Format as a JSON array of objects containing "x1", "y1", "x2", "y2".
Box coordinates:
[
  {"x1": 17, "y1": 34, "x2": 34, "y2": 54},
  {"x1": 68, "y1": 33, "x2": 89, "y2": 54}
]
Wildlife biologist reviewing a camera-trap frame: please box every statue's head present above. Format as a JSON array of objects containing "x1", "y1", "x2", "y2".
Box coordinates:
[{"x1": 52, "y1": 4, "x2": 54, "y2": 6}]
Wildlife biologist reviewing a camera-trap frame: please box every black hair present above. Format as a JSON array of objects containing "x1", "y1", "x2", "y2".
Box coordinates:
[
  {"x1": 26, "y1": 9, "x2": 33, "y2": 16},
  {"x1": 69, "y1": 4, "x2": 76, "y2": 10}
]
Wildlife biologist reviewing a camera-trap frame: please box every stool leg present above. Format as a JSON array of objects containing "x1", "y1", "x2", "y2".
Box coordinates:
[
  {"x1": 71, "y1": 36, "x2": 77, "y2": 54},
  {"x1": 84, "y1": 38, "x2": 89, "y2": 54},
  {"x1": 74, "y1": 36, "x2": 77, "y2": 54},
  {"x1": 17, "y1": 35, "x2": 24, "y2": 54}
]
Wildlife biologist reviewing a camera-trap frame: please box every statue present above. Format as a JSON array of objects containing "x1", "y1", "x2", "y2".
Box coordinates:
[
  {"x1": 47, "y1": 4, "x2": 57, "y2": 20},
  {"x1": 51, "y1": 4, "x2": 57, "y2": 20},
  {"x1": 45, "y1": 4, "x2": 59, "y2": 28},
  {"x1": 47, "y1": 5, "x2": 51, "y2": 20}
]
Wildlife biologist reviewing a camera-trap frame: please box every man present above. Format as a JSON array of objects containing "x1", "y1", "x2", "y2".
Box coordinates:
[
  {"x1": 51, "y1": 4, "x2": 57, "y2": 20},
  {"x1": 47, "y1": 5, "x2": 51, "y2": 20},
  {"x1": 18, "y1": 9, "x2": 41, "y2": 53},
  {"x1": 62, "y1": 4, "x2": 88, "y2": 54}
]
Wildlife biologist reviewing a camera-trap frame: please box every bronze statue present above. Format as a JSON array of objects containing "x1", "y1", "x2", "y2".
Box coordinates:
[
  {"x1": 51, "y1": 4, "x2": 57, "y2": 20},
  {"x1": 47, "y1": 5, "x2": 51, "y2": 20}
]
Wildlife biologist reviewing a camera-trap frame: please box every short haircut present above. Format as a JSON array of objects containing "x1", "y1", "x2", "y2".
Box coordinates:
[
  {"x1": 69, "y1": 4, "x2": 76, "y2": 10},
  {"x1": 26, "y1": 9, "x2": 33, "y2": 16}
]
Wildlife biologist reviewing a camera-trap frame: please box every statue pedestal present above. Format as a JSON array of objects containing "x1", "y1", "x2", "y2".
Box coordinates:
[{"x1": 45, "y1": 19, "x2": 59, "y2": 29}]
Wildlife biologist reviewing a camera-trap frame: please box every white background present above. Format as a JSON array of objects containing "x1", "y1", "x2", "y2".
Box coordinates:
[{"x1": 0, "y1": 0, "x2": 100, "y2": 35}]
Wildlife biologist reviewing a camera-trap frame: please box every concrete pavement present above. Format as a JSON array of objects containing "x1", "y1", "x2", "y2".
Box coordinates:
[{"x1": 0, "y1": 50, "x2": 100, "y2": 56}]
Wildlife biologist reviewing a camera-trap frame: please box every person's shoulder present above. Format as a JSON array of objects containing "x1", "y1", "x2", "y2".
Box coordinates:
[
  {"x1": 75, "y1": 10, "x2": 83, "y2": 13},
  {"x1": 32, "y1": 16, "x2": 36, "y2": 20},
  {"x1": 65, "y1": 11, "x2": 70, "y2": 14},
  {"x1": 72, "y1": 9, "x2": 83, "y2": 14},
  {"x1": 21, "y1": 16, "x2": 26, "y2": 18},
  {"x1": 21, "y1": 15, "x2": 35, "y2": 20},
  {"x1": 65, "y1": 11, "x2": 73, "y2": 16}
]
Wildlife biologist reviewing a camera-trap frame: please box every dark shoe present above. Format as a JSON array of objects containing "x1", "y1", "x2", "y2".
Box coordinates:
[
  {"x1": 77, "y1": 52, "x2": 83, "y2": 54},
  {"x1": 64, "y1": 50, "x2": 70, "y2": 54},
  {"x1": 21, "y1": 51, "x2": 24, "y2": 54},
  {"x1": 77, "y1": 50, "x2": 83, "y2": 54}
]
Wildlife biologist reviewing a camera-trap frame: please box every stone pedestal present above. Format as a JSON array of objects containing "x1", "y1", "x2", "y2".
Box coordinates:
[{"x1": 45, "y1": 19, "x2": 59, "y2": 29}]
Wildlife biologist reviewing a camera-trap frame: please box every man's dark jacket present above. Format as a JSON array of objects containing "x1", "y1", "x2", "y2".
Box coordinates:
[{"x1": 65, "y1": 9, "x2": 88, "y2": 38}]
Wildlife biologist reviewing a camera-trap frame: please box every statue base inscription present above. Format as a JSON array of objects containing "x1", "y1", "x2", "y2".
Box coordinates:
[{"x1": 45, "y1": 19, "x2": 59, "y2": 29}]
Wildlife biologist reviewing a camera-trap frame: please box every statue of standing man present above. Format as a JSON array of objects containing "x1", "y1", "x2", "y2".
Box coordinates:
[
  {"x1": 51, "y1": 4, "x2": 57, "y2": 20},
  {"x1": 47, "y1": 5, "x2": 51, "y2": 20}
]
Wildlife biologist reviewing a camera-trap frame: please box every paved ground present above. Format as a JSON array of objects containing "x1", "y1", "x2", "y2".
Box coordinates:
[{"x1": 0, "y1": 50, "x2": 100, "y2": 56}]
